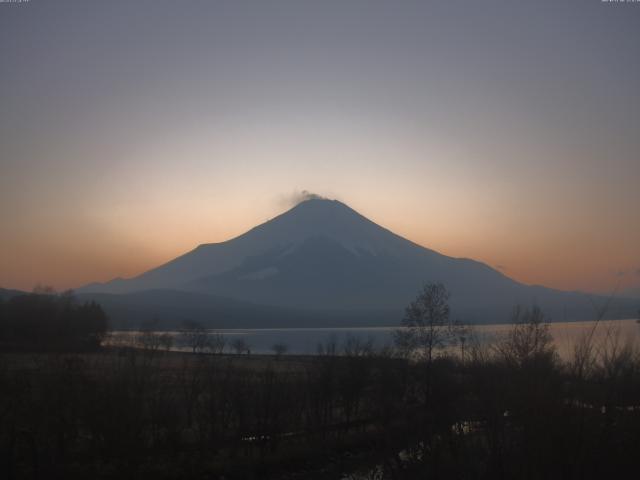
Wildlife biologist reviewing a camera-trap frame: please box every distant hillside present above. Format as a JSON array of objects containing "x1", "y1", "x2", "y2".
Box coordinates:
[
  {"x1": 77, "y1": 289, "x2": 399, "y2": 330},
  {"x1": 0, "y1": 288, "x2": 26, "y2": 300}
]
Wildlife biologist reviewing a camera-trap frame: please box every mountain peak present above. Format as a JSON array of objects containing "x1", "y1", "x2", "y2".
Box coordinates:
[
  {"x1": 284, "y1": 197, "x2": 362, "y2": 220},
  {"x1": 289, "y1": 197, "x2": 350, "y2": 212},
  {"x1": 249, "y1": 197, "x2": 401, "y2": 254},
  {"x1": 77, "y1": 196, "x2": 639, "y2": 324}
]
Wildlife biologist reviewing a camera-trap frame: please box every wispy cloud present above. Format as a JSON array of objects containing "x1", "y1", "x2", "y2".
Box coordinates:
[{"x1": 278, "y1": 190, "x2": 328, "y2": 208}]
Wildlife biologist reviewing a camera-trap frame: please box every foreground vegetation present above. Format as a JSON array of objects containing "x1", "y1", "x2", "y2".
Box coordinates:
[
  {"x1": 2, "y1": 320, "x2": 640, "y2": 479},
  {"x1": 2, "y1": 286, "x2": 639, "y2": 479}
]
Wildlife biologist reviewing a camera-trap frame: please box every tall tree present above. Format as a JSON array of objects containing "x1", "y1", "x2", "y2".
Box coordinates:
[{"x1": 395, "y1": 283, "x2": 453, "y2": 362}]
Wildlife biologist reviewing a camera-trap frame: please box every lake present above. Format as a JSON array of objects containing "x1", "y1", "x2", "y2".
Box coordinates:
[{"x1": 109, "y1": 318, "x2": 640, "y2": 360}]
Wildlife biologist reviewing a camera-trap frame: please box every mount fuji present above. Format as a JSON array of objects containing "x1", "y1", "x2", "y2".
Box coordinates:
[{"x1": 78, "y1": 198, "x2": 637, "y2": 328}]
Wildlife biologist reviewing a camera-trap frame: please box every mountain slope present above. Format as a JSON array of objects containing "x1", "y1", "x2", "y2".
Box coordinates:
[
  {"x1": 79, "y1": 199, "x2": 639, "y2": 325},
  {"x1": 83, "y1": 199, "x2": 438, "y2": 294}
]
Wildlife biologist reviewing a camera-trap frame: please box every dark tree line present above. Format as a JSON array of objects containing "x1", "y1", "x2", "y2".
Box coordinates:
[
  {"x1": 0, "y1": 291, "x2": 108, "y2": 352},
  {"x1": 1, "y1": 322, "x2": 639, "y2": 479}
]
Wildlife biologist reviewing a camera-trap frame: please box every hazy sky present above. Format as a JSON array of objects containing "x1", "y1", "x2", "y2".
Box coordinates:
[{"x1": 1, "y1": 0, "x2": 639, "y2": 294}]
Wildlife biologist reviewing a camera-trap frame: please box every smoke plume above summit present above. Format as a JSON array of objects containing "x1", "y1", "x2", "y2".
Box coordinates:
[{"x1": 279, "y1": 190, "x2": 329, "y2": 208}]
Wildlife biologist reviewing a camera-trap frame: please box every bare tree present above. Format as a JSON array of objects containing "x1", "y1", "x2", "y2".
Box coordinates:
[
  {"x1": 394, "y1": 283, "x2": 454, "y2": 362},
  {"x1": 32, "y1": 284, "x2": 56, "y2": 295},
  {"x1": 451, "y1": 319, "x2": 472, "y2": 362},
  {"x1": 495, "y1": 305, "x2": 555, "y2": 367},
  {"x1": 317, "y1": 334, "x2": 338, "y2": 356},
  {"x1": 159, "y1": 332, "x2": 174, "y2": 351},
  {"x1": 271, "y1": 342, "x2": 288, "y2": 358},
  {"x1": 137, "y1": 330, "x2": 163, "y2": 352},
  {"x1": 570, "y1": 288, "x2": 619, "y2": 380},
  {"x1": 343, "y1": 334, "x2": 374, "y2": 357},
  {"x1": 136, "y1": 318, "x2": 165, "y2": 353},
  {"x1": 205, "y1": 332, "x2": 226, "y2": 355},
  {"x1": 180, "y1": 320, "x2": 209, "y2": 354},
  {"x1": 231, "y1": 337, "x2": 250, "y2": 355}
]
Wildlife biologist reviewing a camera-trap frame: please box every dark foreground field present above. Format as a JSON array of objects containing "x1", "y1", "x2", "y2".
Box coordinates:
[{"x1": 2, "y1": 326, "x2": 640, "y2": 480}]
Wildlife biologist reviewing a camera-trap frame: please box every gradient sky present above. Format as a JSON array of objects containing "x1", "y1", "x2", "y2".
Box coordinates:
[{"x1": 1, "y1": 0, "x2": 639, "y2": 294}]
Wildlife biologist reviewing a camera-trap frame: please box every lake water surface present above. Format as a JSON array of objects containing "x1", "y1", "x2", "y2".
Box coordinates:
[{"x1": 110, "y1": 319, "x2": 640, "y2": 360}]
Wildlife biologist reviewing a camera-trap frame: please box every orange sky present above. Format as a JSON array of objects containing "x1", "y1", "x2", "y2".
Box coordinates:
[
  {"x1": 1, "y1": 1, "x2": 639, "y2": 295},
  {"x1": 1, "y1": 186, "x2": 638, "y2": 295}
]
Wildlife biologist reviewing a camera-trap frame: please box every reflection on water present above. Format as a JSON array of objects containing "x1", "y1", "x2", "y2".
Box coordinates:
[{"x1": 107, "y1": 319, "x2": 640, "y2": 360}]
